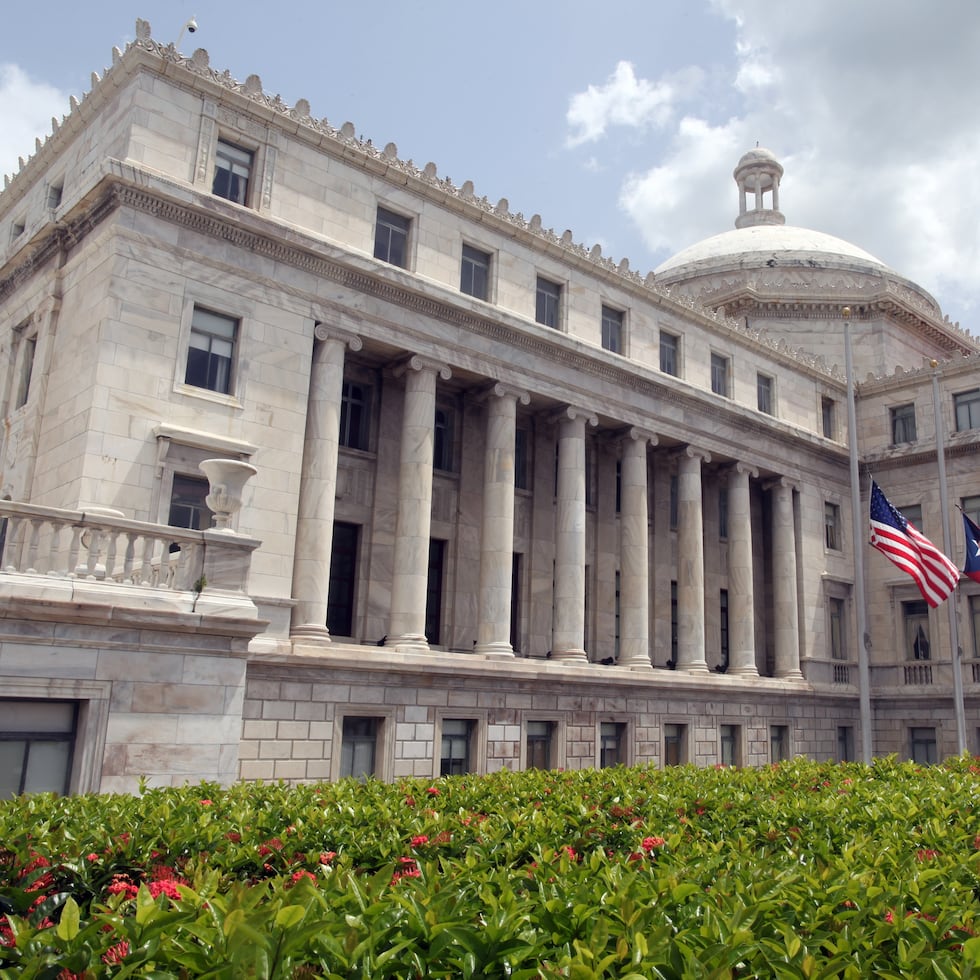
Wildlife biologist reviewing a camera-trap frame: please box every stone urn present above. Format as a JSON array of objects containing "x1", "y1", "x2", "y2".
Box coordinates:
[{"x1": 199, "y1": 459, "x2": 257, "y2": 532}]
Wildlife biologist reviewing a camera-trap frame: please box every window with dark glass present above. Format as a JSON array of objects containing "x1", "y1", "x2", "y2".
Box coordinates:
[
  {"x1": 460, "y1": 244, "x2": 491, "y2": 300},
  {"x1": 710, "y1": 353, "x2": 730, "y2": 396},
  {"x1": 535, "y1": 277, "x2": 561, "y2": 328},
  {"x1": 601, "y1": 305, "x2": 623, "y2": 353},
  {"x1": 374, "y1": 206, "x2": 410, "y2": 268},
  {"x1": 837, "y1": 726, "x2": 854, "y2": 762},
  {"x1": 212, "y1": 140, "x2": 253, "y2": 205},
  {"x1": 910, "y1": 726, "x2": 937, "y2": 765},
  {"x1": 168, "y1": 475, "x2": 213, "y2": 530},
  {"x1": 718, "y1": 486, "x2": 728, "y2": 539},
  {"x1": 425, "y1": 539, "x2": 445, "y2": 645},
  {"x1": 903, "y1": 600, "x2": 930, "y2": 660},
  {"x1": 719, "y1": 590, "x2": 729, "y2": 671},
  {"x1": 340, "y1": 381, "x2": 371, "y2": 451},
  {"x1": 340, "y1": 717, "x2": 379, "y2": 779},
  {"x1": 720, "y1": 724, "x2": 739, "y2": 766},
  {"x1": 514, "y1": 425, "x2": 530, "y2": 491},
  {"x1": 1, "y1": 700, "x2": 77, "y2": 799},
  {"x1": 670, "y1": 581, "x2": 678, "y2": 667},
  {"x1": 891, "y1": 403, "x2": 917, "y2": 443},
  {"x1": 510, "y1": 553, "x2": 523, "y2": 653},
  {"x1": 600, "y1": 721, "x2": 625, "y2": 768},
  {"x1": 15, "y1": 334, "x2": 36, "y2": 409},
  {"x1": 962, "y1": 495, "x2": 980, "y2": 527},
  {"x1": 770, "y1": 725, "x2": 789, "y2": 763},
  {"x1": 440, "y1": 719, "x2": 474, "y2": 775},
  {"x1": 664, "y1": 723, "x2": 686, "y2": 765},
  {"x1": 433, "y1": 406, "x2": 455, "y2": 473},
  {"x1": 971, "y1": 595, "x2": 980, "y2": 659},
  {"x1": 669, "y1": 475, "x2": 678, "y2": 531},
  {"x1": 660, "y1": 332, "x2": 679, "y2": 376},
  {"x1": 526, "y1": 721, "x2": 553, "y2": 769},
  {"x1": 821, "y1": 397, "x2": 836, "y2": 439},
  {"x1": 955, "y1": 389, "x2": 980, "y2": 432},
  {"x1": 829, "y1": 597, "x2": 846, "y2": 660},
  {"x1": 185, "y1": 308, "x2": 236, "y2": 394},
  {"x1": 757, "y1": 373, "x2": 773, "y2": 414},
  {"x1": 327, "y1": 522, "x2": 359, "y2": 637},
  {"x1": 824, "y1": 502, "x2": 842, "y2": 551}
]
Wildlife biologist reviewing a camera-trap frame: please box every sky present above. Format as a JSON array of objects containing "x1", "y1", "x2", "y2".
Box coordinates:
[{"x1": 2, "y1": 1, "x2": 978, "y2": 336}]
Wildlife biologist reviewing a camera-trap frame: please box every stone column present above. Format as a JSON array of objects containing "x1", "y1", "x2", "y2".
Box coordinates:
[
  {"x1": 676, "y1": 446, "x2": 710, "y2": 673},
  {"x1": 771, "y1": 477, "x2": 803, "y2": 678},
  {"x1": 474, "y1": 383, "x2": 529, "y2": 658},
  {"x1": 619, "y1": 428, "x2": 657, "y2": 670},
  {"x1": 551, "y1": 406, "x2": 597, "y2": 663},
  {"x1": 389, "y1": 356, "x2": 451, "y2": 652},
  {"x1": 727, "y1": 462, "x2": 759, "y2": 676},
  {"x1": 290, "y1": 325, "x2": 362, "y2": 643}
]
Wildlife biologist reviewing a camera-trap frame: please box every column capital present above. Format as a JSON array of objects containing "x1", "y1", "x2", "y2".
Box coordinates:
[
  {"x1": 672, "y1": 445, "x2": 711, "y2": 465},
  {"x1": 547, "y1": 404, "x2": 598, "y2": 428},
  {"x1": 474, "y1": 381, "x2": 531, "y2": 406},
  {"x1": 764, "y1": 475, "x2": 798, "y2": 493},
  {"x1": 732, "y1": 460, "x2": 759, "y2": 479},
  {"x1": 393, "y1": 354, "x2": 452, "y2": 382},
  {"x1": 618, "y1": 426, "x2": 658, "y2": 449},
  {"x1": 313, "y1": 322, "x2": 362, "y2": 351}
]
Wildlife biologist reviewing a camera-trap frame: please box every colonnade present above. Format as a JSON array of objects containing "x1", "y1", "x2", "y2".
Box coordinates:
[{"x1": 289, "y1": 327, "x2": 803, "y2": 677}]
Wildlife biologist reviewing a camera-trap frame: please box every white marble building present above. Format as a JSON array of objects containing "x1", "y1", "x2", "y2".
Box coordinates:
[{"x1": 1, "y1": 22, "x2": 979, "y2": 795}]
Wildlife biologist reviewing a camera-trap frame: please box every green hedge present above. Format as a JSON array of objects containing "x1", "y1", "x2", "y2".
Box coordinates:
[{"x1": 2, "y1": 757, "x2": 980, "y2": 977}]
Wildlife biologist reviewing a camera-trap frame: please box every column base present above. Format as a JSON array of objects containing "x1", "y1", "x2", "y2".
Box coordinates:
[
  {"x1": 622, "y1": 657, "x2": 653, "y2": 671},
  {"x1": 677, "y1": 662, "x2": 710, "y2": 674},
  {"x1": 728, "y1": 664, "x2": 759, "y2": 677},
  {"x1": 473, "y1": 641, "x2": 515, "y2": 659},
  {"x1": 775, "y1": 668, "x2": 805, "y2": 680},
  {"x1": 289, "y1": 624, "x2": 332, "y2": 645},
  {"x1": 550, "y1": 648, "x2": 589, "y2": 664},
  {"x1": 392, "y1": 634, "x2": 430, "y2": 654}
]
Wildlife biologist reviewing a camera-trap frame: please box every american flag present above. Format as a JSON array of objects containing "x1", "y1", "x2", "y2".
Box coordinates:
[{"x1": 869, "y1": 480, "x2": 959, "y2": 607}]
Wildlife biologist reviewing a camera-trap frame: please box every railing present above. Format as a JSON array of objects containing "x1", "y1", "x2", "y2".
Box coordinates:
[
  {"x1": 832, "y1": 662, "x2": 851, "y2": 685},
  {"x1": 903, "y1": 662, "x2": 934, "y2": 686},
  {"x1": 0, "y1": 500, "x2": 258, "y2": 596}
]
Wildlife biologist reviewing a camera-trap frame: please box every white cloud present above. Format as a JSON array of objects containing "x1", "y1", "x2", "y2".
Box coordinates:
[
  {"x1": 566, "y1": 61, "x2": 703, "y2": 147},
  {"x1": 0, "y1": 65, "x2": 68, "y2": 180}
]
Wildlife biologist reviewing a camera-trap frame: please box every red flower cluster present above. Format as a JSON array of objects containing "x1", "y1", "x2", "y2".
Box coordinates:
[
  {"x1": 390, "y1": 856, "x2": 421, "y2": 884},
  {"x1": 102, "y1": 939, "x2": 130, "y2": 964}
]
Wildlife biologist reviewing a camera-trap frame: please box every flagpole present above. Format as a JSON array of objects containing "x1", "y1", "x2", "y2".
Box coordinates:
[
  {"x1": 931, "y1": 360, "x2": 967, "y2": 754},
  {"x1": 844, "y1": 308, "x2": 873, "y2": 762}
]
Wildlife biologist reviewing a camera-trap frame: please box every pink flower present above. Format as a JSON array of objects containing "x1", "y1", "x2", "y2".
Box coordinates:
[
  {"x1": 148, "y1": 879, "x2": 182, "y2": 901},
  {"x1": 102, "y1": 940, "x2": 130, "y2": 964},
  {"x1": 320, "y1": 851, "x2": 337, "y2": 864},
  {"x1": 199, "y1": 799, "x2": 213, "y2": 806},
  {"x1": 641, "y1": 836, "x2": 666, "y2": 852},
  {"x1": 404, "y1": 796, "x2": 416, "y2": 807},
  {"x1": 287, "y1": 870, "x2": 317, "y2": 888},
  {"x1": 426, "y1": 787, "x2": 440, "y2": 796},
  {"x1": 410, "y1": 835, "x2": 429, "y2": 847},
  {"x1": 86, "y1": 852, "x2": 100, "y2": 862}
]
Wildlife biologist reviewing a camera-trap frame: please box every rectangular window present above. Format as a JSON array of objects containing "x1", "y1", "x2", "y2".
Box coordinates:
[
  {"x1": 829, "y1": 596, "x2": 847, "y2": 660},
  {"x1": 770, "y1": 725, "x2": 789, "y2": 763},
  {"x1": 972, "y1": 595, "x2": 980, "y2": 659},
  {"x1": 425, "y1": 539, "x2": 446, "y2": 645},
  {"x1": 614, "y1": 570, "x2": 621, "y2": 661},
  {"x1": 536, "y1": 277, "x2": 561, "y2": 329},
  {"x1": 757, "y1": 373, "x2": 774, "y2": 414},
  {"x1": 901, "y1": 503, "x2": 923, "y2": 527},
  {"x1": 670, "y1": 580, "x2": 678, "y2": 667},
  {"x1": 1, "y1": 700, "x2": 77, "y2": 798},
  {"x1": 212, "y1": 140, "x2": 253, "y2": 206},
  {"x1": 327, "y1": 522, "x2": 359, "y2": 637},
  {"x1": 15, "y1": 334, "x2": 36, "y2": 409},
  {"x1": 599, "y1": 721, "x2": 625, "y2": 768},
  {"x1": 669, "y1": 474, "x2": 678, "y2": 531},
  {"x1": 433, "y1": 405, "x2": 455, "y2": 473},
  {"x1": 374, "y1": 206, "x2": 410, "y2": 268},
  {"x1": 514, "y1": 425, "x2": 530, "y2": 491},
  {"x1": 441, "y1": 719, "x2": 474, "y2": 776},
  {"x1": 719, "y1": 724, "x2": 740, "y2": 767},
  {"x1": 718, "y1": 486, "x2": 728, "y2": 539},
  {"x1": 601, "y1": 305, "x2": 623, "y2": 353},
  {"x1": 962, "y1": 495, "x2": 980, "y2": 527},
  {"x1": 837, "y1": 726, "x2": 854, "y2": 762},
  {"x1": 719, "y1": 590, "x2": 729, "y2": 672},
  {"x1": 910, "y1": 726, "x2": 937, "y2": 765},
  {"x1": 710, "y1": 353, "x2": 730, "y2": 396},
  {"x1": 47, "y1": 182, "x2": 64, "y2": 209},
  {"x1": 340, "y1": 716, "x2": 379, "y2": 780},
  {"x1": 168, "y1": 474, "x2": 213, "y2": 530},
  {"x1": 955, "y1": 389, "x2": 980, "y2": 432},
  {"x1": 510, "y1": 553, "x2": 523, "y2": 653},
  {"x1": 460, "y1": 244, "x2": 491, "y2": 300},
  {"x1": 660, "y1": 331, "x2": 679, "y2": 376},
  {"x1": 824, "y1": 502, "x2": 842, "y2": 551},
  {"x1": 903, "y1": 600, "x2": 931, "y2": 660},
  {"x1": 340, "y1": 381, "x2": 372, "y2": 451},
  {"x1": 821, "y1": 397, "x2": 836, "y2": 439},
  {"x1": 664, "y1": 723, "x2": 687, "y2": 766},
  {"x1": 185, "y1": 307, "x2": 237, "y2": 394},
  {"x1": 891, "y1": 403, "x2": 917, "y2": 444},
  {"x1": 526, "y1": 720, "x2": 553, "y2": 770}
]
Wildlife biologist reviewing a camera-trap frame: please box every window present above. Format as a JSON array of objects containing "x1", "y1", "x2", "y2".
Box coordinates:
[
  {"x1": 433, "y1": 406, "x2": 456, "y2": 473},
  {"x1": 614, "y1": 571, "x2": 621, "y2": 661},
  {"x1": 955, "y1": 389, "x2": 980, "y2": 432},
  {"x1": 891, "y1": 403, "x2": 917, "y2": 444},
  {"x1": 824, "y1": 502, "x2": 842, "y2": 551},
  {"x1": 340, "y1": 381, "x2": 371, "y2": 451},
  {"x1": 185, "y1": 307, "x2": 237, "y2": 394},
  {"x1": 669, "y1": 475, "x2": 678, "y2": 531},
  {"x1": 1, "y1": 701, "x2": 77, "y2": 798},
  {"x1": 535, "y1": 277, "x2": 561, "y2": 329},
  {"x1": 168, "y1": 474, "x2": 213, "y2": 530},
  {"x1": 460, "y1": 244, "x2": 491, "y2": 300},
  {"x1": 327, "y1": 522, "x2": 359, "y2": 637},
  {"x1": 340, "y1": 716, "x2": 380, "y2": 780},
  {"x1": 962, "y1": 495, "x2": 980, "y2": 527},
  {"x1": 510, "y1": 554, "x2": 523, "y2": 653},
  {"x1": 720, "y1": 724, "x2": 740, "y2": 767},
  {"x1": 971, "y1": 596, "x2": 980, "y2": 659},
  {"x1": 710, "y1": 353, "x2": 730, "y2": 396},
  {"x1": 599, "y1": 722, "x2": 625, "y2": 768},
  {"x1": 770, "y1": 725, "x2": 789, "y2": 763},
  {"x1": 829, "y1": 597, "x2": 847, "y2": 660},
  {"x1": 664, "y1": 723, "x2": 687, "y2": 766},
  {"x1": 526, "y1": 721, "x2": 553, "y2": 769},
  {"x1": 718, "y1": 487, "x2": 728, "y2": 539},
  {"x1": 901, "y1": 503, "x2": 923, "y2": 527},
  {"x1": 837, "y1": 726, "x2": 854, "y2": 762},
  {"x1": 15, "y1": 333, "x2": 36, "y2": 409},
  {"x1": 660, "y1": 331, "x2": 679, "y2": 376},
  {"x1": 425, "y1": 539, "x2": 446, "y2": 645},
  {"x1": 821, "y1": 397, "x2": 836, "y2": 439},
  {"x1": 212, "y1": 140, "x2": 253, "y2": 205},
  {"x1": 441, "y1": 719, "x2": 474, "y2": 775},
  {"x1": 374, "y1": 206, "x2": 410, "y2": 268},
  {"x1": 719, "y1": 590, "x2": 729, "y2": 671},
  {"x1": 910, "y1": 726, "x2": 937, "y2": 765},
  {"x1": 11, "y1": 220, "x2": 25, "y2": 241},
  {"x1": 757, "y1": 373, "x2": 774, "y2": 414},
  {"x1": 903, "y1": 600, "x2": 930, "y2": 660},
  {"x1": 669, "y1": 581, "x2": 678, "y2": 667},
  {"x1": 514, "y1": 425, "x2": 530, "y2": 491},
  {"x1": 47, "y1": 182, "x2": 64, "y2": 209},
  {"x1": 601, "y1": 306, "x2": 623, "y2": 353}
]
